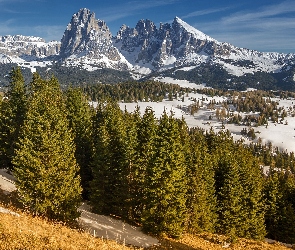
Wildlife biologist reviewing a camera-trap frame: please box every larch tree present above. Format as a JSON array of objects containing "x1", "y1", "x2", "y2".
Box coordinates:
[{"x1": 13, "y1": 75, "x2": 82, "y2": 222}]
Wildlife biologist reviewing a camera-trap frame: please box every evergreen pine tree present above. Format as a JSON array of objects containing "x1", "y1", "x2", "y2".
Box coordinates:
[
  {"x1": 0, "y1": 67, "x2": 27, "y2": 170},
  {"x1": 13, "y1": 76, "x2": 82, "y2": 222},
  {"x1": 65, "y1": 87, "x2": 93, "y2": 199},
  {"x1": 213, "y1": 132, "x2": 265, "y2": 240},
  {"x1": 122, "y1": 106, "x2": 142, "y2": 222},
  {"x1": 215, "y1": 147, "x2": 243, "y2": 240},
  {"x1": 142, "y1": 110, "x2": 187, "y2": 238},
  {"x1": 91, "y1": 101, "x2": 129, "y2": 218},
  {"x1": 186, "y1": 128, "x2": 217, "y2": 233},
  {"x1": 264, "y1": 171, "x2": 295, "y2": 243},
  {"x1": 235, "y1": 145, "x2": 266, "y2": 240},
  {"x1": 133, "y1": 106, "x2": 157, "y2": 222}
]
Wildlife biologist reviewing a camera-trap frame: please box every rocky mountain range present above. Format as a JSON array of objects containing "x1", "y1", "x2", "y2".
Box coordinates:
[{"x1": 0, "y1": 8, "x2": 294, "y2": 88}]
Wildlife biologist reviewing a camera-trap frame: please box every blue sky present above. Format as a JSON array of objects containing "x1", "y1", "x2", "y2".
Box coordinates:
[{"x1": 0, "y1": 0, "x2": 294, "y2": 53}]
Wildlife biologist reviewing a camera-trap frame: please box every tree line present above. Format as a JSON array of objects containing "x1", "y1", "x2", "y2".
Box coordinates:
[
  {"x1": 0, "y1": 68, "x2": 295, "y2": 243},
  {"x1": 83, "y1": 81, "x2": 183, "y2": 102}
]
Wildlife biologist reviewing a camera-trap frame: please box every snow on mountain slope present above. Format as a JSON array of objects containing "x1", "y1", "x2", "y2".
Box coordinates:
[
  {"x1": 0, "y1": 35, "x2": 60, "y2": 58},
  {"x1": 114, "y1": 16, "x2": 295, "y2": 77},
  {"x1": 60, "y1": 8, "x2": 132, "y2": 71},
  {"x1": 173, "y1": 16, "x2": 216, "y2": 42},
  {"x1": 0, "y1": 8, "x2": 294, "y2": 80}
]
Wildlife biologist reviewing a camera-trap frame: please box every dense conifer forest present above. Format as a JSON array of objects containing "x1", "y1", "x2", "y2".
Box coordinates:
[{"x1": 0, "y1": 68, "x2": 295, "y2": 244}]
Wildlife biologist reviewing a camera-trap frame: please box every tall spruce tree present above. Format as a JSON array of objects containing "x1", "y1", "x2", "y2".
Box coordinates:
[
  {"x1": 0, "y1": 67, "x2": 27, "y2": 170},
  {"x1": 234, "y1": 144, "x2": 266, "y2": 240},
  {"x1": 65, "y1": 87, "x2": 93, "y2": 200},
  {"x1": 122, "y1": 106, "x2": 142, "y2": 222},
  {"x1": 13, "y1": 76, "x2": 82, "y2": 222},
  {"x1": 264, "y1": 171, "x2": 295, "y2": 243},
  {"x1": 91, "y1": 101, "x2": 130, "y2": 218},
  {"x1": 212, "y1": 132, "x2": 265, "y2": 241},
  {"x1": 142, "y1": 110, "x2": 187, "y2": 238},
  {"x1": 186, "y1": 128, "x2": 217, "y2": 233},
  {"x1": 134, "y1": 107, "x2": 157, "y2": 222}
]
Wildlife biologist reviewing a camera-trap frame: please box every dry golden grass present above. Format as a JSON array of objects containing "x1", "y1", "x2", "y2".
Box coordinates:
[
  {"x1": 0, "y1": 190, "x2": 293, "y2": 250},
  {"x1": 149, "y1": 233, "x2": 293, "y2": 250},
  {"x1": 0, "y1": 205, "x2": 136, "y2": 250}
]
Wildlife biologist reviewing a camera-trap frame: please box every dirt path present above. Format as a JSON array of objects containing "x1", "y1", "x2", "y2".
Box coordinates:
[
  {"x1": 0, "y1": 169, "x2": 16, "y2": 194},
  {"x1": 78, "y1": 203, "x2": 158, "y2": 248},
  {"x1": 0, "y1": 169, "x2": 158, "y2": 248}
]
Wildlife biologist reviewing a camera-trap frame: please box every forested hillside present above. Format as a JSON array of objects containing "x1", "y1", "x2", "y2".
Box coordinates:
[{"x1": 0, "y1": 67, "x2": 295, "y2": 245}]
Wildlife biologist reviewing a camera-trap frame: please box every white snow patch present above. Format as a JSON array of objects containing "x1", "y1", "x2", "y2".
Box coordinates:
[
  {"x1": 175, "y1": 17, "x2": 217, "y2": 42},
  {"x1": 180, "y1": 66, "x2": 197, "y2": 71},
  {"x1": 118, "y1": 92, "x2": 295, "y2": 155}
]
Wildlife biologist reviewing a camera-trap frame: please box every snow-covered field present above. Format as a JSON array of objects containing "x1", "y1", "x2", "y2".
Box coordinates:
[{"x1": 119, "y1": 78, "x2": 295, "y2": 154}]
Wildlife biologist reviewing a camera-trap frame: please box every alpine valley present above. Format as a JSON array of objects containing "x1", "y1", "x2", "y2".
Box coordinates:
[{"x1": 0, "y1": 8, "x2": 294, "y2": 90}]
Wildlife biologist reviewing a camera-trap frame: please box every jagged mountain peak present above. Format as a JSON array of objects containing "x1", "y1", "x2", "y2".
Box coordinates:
[
  {"x1": 135, "y1": 19, "x2": 157, "y2": 36},
  {"x1": 114, "y1": 16, "x2": 221, "y2": 69},
  {"x1": 72, "y1": 8, "x2": 93, "y2": 23},
  {"x1": 60, "y1": 8, "x2": 112, "y2": 58},
  {"x1": 172, "y1": 16, "x2": 216, "y2": 42},
  {"x1": 0, "y1": 8, "x2": 294, "y2": 80},
  {"x1": 59, "y1": 8, "x2": 131, "y2": 70}
]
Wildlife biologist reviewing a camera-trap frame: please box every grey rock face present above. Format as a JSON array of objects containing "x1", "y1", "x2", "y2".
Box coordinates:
[
  {"x1": 0, "y1": 35, "x2": 60, "y2": 58},
  {"x1": 114, "y1": 17, "x2": 220, "y2": 67},
  {"x1": 60, "y1": 8, "x2": 121, "y2": 61}
]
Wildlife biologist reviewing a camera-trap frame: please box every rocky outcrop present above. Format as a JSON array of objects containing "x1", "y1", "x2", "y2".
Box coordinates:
[
  {"x1": 114, "y1": 17, "x2": 221, "y2": 68},
  {"x1": 0, "y1": 8, "x2": 294, "y2": 77},
  {"x1": 0, "y1": 35, "x2": 60, "y2": 58},
  {"x1": 114, "y1": 16, "x2": 295, "y2": 74},
  {"x1": 60, "y1": 8, "x2": 119, "y2": 60}
]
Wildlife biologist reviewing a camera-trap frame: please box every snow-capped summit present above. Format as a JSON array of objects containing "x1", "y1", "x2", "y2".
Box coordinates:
[
  {"x1": 114, "y1": 16, "x2": 222, "y2": 70},
  {"x1": 172, "y1": 16, "x2": 216, "y2": 42},
  {"x1": 0, "y1": 8, "x2": 294, "y2": 80},
  {"x1": 114, "y1": 15, "x2": 295, "y2": 76}
]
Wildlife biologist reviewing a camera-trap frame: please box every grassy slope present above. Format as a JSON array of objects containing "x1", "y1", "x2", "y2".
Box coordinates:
[
  {"x1": 0, "y1": 210, "x2": 135, "y2": 250},
  {"x1": 0, "y1": 190, "x2": 292, "y2": 250}
]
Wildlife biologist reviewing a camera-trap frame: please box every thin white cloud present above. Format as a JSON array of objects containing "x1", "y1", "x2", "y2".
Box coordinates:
[
  {"x1": 222, "y1": 0, "x2": 295, "y2": 24},
  {"x1": 31, "y1": 25, "x2": 65, "y2": 42},
  {"x1": 186, "y1": 1, "x2": 295, "y2": 53},
  {"x1": 182, "y1": 6, "x2": 232, "y2": 19},
  {"x1": 0, "y1": 19, "x2": 18, "y2": 35}
]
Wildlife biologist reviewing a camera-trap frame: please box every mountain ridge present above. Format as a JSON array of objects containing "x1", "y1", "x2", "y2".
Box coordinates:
[{"x1": 0, "y1": 8, "x2": 294, "y2": 87}]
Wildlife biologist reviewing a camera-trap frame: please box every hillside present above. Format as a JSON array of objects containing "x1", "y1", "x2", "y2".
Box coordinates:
[
  {"x1": 0, "y1": 200, "x2": 134, "y2": 250},
  {"x1": 0, "y1": 195, "x2": 292, "y2": 250},
  {"x1": 0, "y1": 168, "x2": 293, "y2": 249}
]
